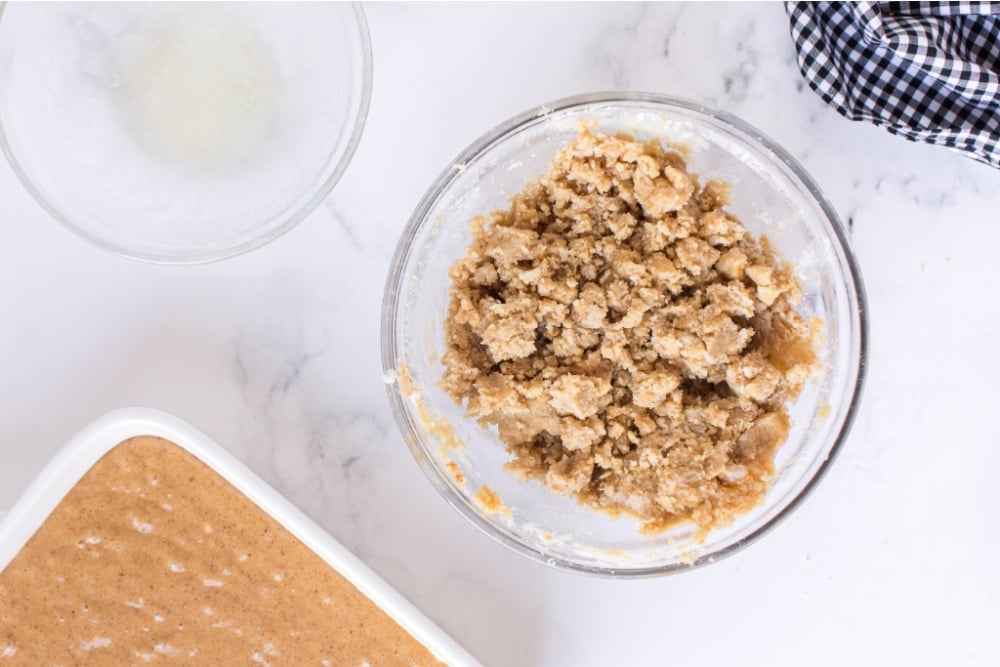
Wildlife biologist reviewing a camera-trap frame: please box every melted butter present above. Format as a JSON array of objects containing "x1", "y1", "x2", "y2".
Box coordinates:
[{"x1": 118, "y1": 7, "x2": 281, "y2": 165}]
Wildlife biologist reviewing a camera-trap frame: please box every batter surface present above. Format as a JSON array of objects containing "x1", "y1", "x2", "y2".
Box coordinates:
[{"x1": 0, "y1": 436, "x2": 442, "y2": 666}]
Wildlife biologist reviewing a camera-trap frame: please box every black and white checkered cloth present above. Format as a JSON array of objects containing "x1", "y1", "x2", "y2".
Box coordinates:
[{"x1": 786, "y1": 2, "x2": 1000, "y2": 168}]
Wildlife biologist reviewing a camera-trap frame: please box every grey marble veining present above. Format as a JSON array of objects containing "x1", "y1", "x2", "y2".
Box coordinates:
[{"x1": 1, "y1": 4, "x2": 997, "y2": 666}]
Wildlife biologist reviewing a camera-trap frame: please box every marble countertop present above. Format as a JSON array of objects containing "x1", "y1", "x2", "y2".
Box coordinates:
[{"x1": 1, "y1": 3, "x2": 996, "y2": 665}]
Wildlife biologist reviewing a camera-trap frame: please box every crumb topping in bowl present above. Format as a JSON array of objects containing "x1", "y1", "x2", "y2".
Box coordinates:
[{"x1": 440, "y1": 129, "x2": 819, "y2": 536}]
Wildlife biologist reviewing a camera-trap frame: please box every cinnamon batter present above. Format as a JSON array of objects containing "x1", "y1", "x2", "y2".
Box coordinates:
[{"x1": 0, "y1": 436, "x2": 443, "y2": 666}]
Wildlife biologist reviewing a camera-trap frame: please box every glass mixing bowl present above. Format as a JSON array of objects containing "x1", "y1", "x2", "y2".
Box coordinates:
[
  {"x1": 0, "y1": 2, "x2": 371, "y2": 264},
  {"x1": 382, "y1": 92, "x2": 867, "y2": 577}
]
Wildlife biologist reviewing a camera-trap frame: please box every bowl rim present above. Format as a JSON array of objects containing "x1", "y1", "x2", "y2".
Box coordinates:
[
  {"x1": 381, "y1": 91, "x2": 869, "y2": 578},
  {"x1": 0, "y1": 1, "x2": 373, "y2": 265}
]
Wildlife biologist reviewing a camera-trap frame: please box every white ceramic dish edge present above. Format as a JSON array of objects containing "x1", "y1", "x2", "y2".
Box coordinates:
[{"x1": 0, "y1": 407, "x2": 481, "y2": 667}]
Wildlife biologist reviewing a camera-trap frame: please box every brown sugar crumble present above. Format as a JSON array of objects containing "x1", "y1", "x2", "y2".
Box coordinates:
[
  {"x1": 440, "y1": 129, "x2": 819, "y2": 535},
  {"x1": 0, "y1": 436, "x2": 443, "y2": 666},
  {"x1": 445, "y1": 461, "x2": 467, "y2": 486},
  {"x1": 473, "y1": 486, "x2": 509, "y2": 517}
]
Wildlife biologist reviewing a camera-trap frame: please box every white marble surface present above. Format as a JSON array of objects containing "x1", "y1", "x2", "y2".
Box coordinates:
[{"x1": 1, "y1": 3, "x2": 998, "y2": 665}]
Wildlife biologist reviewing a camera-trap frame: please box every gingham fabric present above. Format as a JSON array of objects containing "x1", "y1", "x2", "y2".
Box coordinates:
[{"x1": 785, "y1": 2, "x2": 1000, "y2": 168}]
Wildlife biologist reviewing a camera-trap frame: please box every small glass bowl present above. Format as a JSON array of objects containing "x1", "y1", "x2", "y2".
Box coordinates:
[
  {"x1": 382, "y1": 92, "x2": 867, "y2": 577},
  {"x1": 0, "y1": 2, "x2": 371, "y2": 264}
]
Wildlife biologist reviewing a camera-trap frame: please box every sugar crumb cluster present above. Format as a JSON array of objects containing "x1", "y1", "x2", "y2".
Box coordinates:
[{"x1": 441, "y1": 129, "x2": 818, "y2": 534}]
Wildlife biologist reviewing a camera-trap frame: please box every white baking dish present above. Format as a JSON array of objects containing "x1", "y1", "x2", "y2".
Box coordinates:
[{"x1": 0, "y1": 407, "x2": 480, "y2": 667}]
